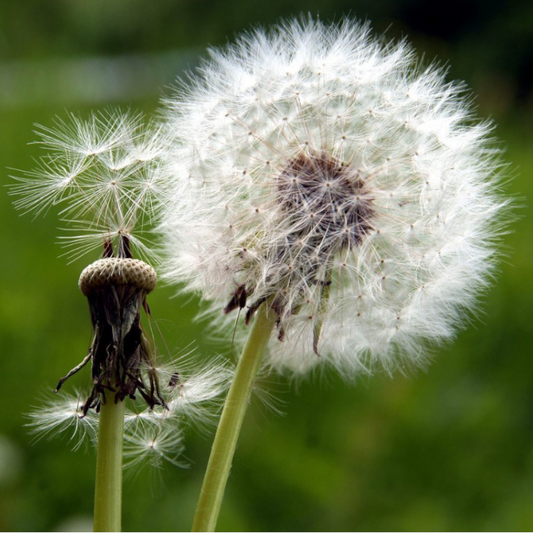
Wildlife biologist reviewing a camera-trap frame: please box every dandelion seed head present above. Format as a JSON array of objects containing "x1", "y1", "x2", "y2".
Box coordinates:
[
  {"x1": 10, "y1": 110, "x2": 168, "y2": 263},
  {"x1": 160, "y1": 17, "x2": 509, "y2": 377}
]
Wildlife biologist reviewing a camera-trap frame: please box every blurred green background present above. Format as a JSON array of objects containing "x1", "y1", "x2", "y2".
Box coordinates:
[{"x1": 1, "y1": 1, "x2": 532, "y2": 531}]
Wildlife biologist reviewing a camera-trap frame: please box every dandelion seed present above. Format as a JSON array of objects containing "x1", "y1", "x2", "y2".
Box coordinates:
[
  {"x1": 160, "y1": 17, "x2": 509, "y2": 378},
  {"x1": 27, "y1": 392, "x2": 98, "y2": 450},
  {"x1": 165, "y1": 355, "x2": 234, "y2": 428},
  {"x1": 123, "y1": 422, "x2": 187, "y2": 470}
]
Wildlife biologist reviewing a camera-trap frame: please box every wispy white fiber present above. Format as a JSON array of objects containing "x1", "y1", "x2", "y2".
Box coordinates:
[{"x1": 27, "y1": 392, "x2": 99, "y2": 450}]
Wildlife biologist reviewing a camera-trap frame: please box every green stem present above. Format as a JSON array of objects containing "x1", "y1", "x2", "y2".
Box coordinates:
[
  {"x1": 192, "y1": 304, "x2": 277, "y2": 532},
  {"x1": 93, "y1": 395, "x2": 125, "y2": 532}
]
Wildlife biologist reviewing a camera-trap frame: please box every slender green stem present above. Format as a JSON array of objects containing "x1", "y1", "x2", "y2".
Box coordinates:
[
  {"x1": 93, "y1": 395, "x2": 125, "y2": 532},
  {"x1": 192, "y1": 304, "x2": 277, "y2": 532}
]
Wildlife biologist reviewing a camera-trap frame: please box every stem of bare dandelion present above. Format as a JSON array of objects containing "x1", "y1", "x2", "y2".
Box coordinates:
[{"x1": 93, "y1": 395, "x2": 125, "y2": 532}]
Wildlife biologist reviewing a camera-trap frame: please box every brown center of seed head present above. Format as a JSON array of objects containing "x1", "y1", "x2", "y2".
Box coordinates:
[
  {"x1": 277, "y1": 150, "x2": 374, "y2": 253},
  {"x1": 226, "y1": 151, "x2": 374, "y2": 329},
  {"x1": 78, "y1": 257, "x2": 157, "y2": 296}
]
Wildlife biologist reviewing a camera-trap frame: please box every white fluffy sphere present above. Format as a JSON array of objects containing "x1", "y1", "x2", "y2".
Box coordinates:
[{"x1": 160, "y1": 18, "x2": 508, "y2": 377}]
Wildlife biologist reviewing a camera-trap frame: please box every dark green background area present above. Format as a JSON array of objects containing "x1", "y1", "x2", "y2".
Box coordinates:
[{"x1": 1, "y1": 1, "x2": 532, "y2": 531}]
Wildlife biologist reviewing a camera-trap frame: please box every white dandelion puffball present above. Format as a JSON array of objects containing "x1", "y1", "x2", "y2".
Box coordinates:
[{"x1": 161, "y1": 18, "x2": 508, "y2": 377}]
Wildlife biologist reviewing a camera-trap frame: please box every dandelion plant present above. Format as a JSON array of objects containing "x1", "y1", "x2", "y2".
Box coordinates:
[
  {"x1": 11, "y1": 111, "x2": 230, "y2": 532},
  {"x1": 158, "y1": 18, "x2": 509, "y2": 531}
]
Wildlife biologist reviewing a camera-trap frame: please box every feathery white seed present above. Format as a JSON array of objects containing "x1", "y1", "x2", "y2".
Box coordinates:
[{"x1": 28, "y1": 356, "x2": 232, "y2": 465}]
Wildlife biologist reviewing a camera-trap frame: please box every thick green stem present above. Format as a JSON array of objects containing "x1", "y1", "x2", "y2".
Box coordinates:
[
  {"x1": 93, "y1": 395, "x2": 125, "y2": 532},
  {"x1": 192, "y1": 304, "x2": 277, "y2": 532}
]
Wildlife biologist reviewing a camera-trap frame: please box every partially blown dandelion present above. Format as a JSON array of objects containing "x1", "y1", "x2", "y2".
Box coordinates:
[
  {"x1": 161, "y1": 18, "x2": 508, "y2": 376},
  {"x1": 12, "y1": 110, "x2": 173, "y2": 413},
  {"x1": 11, "y1": 110, "x2": 231, "y2": 531}
]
